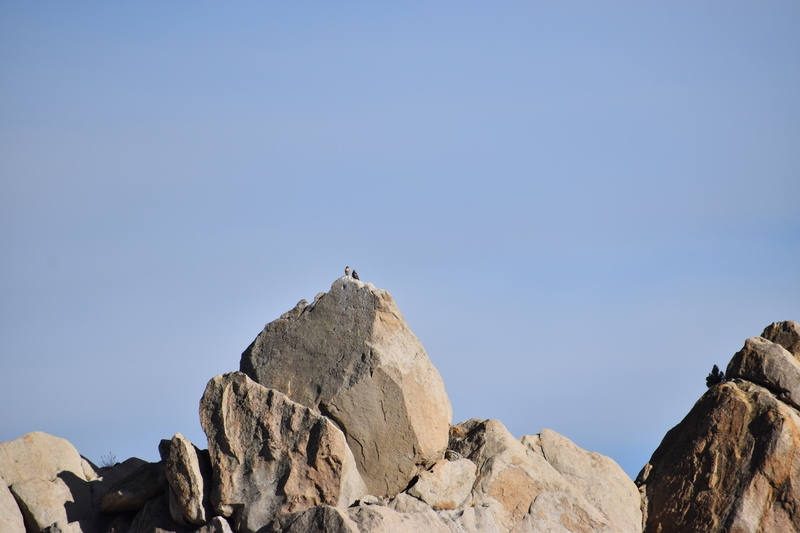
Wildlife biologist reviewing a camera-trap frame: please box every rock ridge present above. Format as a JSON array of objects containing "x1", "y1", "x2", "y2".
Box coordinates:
[{"x1": 10, "y1": 276, "x2": 792, "y2": 532}]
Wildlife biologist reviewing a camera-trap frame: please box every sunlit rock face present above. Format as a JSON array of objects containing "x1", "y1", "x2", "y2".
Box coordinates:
[
  {"x1": 240, "y1": 276, "x2": 453, "y2": 497},
  {"x1": 199, "y1": 372, "x2": 366, "y2": 533},
  {"x1": 638, "y1": 321, "x2": 800, "y2": 533}
]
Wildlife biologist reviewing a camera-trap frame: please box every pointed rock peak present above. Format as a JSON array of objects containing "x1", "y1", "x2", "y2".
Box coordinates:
[{"x1": 239, "y1": 277, "x2": 452, "y2": 497}]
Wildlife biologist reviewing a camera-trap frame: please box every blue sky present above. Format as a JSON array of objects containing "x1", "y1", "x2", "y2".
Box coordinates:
[{"x1": 1, "y1": 2, "x2": 798, "y2": 478}]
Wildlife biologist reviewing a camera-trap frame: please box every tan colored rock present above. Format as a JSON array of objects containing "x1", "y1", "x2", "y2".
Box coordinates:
[
  {"x1": 407, "y1": 458, "x2": 476, "y2": 510},
  {"x1": 448, "y1": 419, "x2": 618, "y2": 532},
  {"x1": 0, "y1": 432, "x2": 96, "y2": 533},
  {"x1": 199, "y1": 372, "x2": 367, "y2": 533},
  {"x1": 0, "y1": 432, "x2": 88, "y2": 486},
  {"x1": 761, "y1": 320, "x2": 800, "y2": 357},
  {"x1": 522, "y1": 429, "x2": 642, "y2": 533},
  {"x1": 164, "y1": 433, "x2": 212, "y2": 526},
  {"x1": 726, "y1": 336, "x2": 800, "y2": 409},
  {"x1": 0, "y1": 475, "x2": 25, "y2": 533},
  {"x1": 10, "y1": 477, "x2": 77, "y2": 533},
  {"x1": 240, "y1": 276, "x2": 452, "y2": 496},
  {"x1": 637, "y1": 379, "x2": 800, "y2": 533}
]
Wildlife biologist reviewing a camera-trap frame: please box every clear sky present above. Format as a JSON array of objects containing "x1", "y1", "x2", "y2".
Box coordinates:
[{"x1": 1, "y1": 2, "x2": 798, "y2": 479}]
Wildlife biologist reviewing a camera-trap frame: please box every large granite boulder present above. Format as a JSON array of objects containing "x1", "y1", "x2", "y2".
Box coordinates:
[
  {"x1": 726, "y1": 335, "x2": 800, "y2": 409},
  {"x1": 638, "y1": 324, "x2": 800, "y2": 533},
  {"x1": 0, "y1": 431, "x2": 94, "y2": 487},
  {"x1": 199, "y1": 371, "x2": 367, "y2": 533},
  {"x1": 0, "y1": 432, "x2": 98, "y2": 533},
  {"x1": 240, "y1": 276, "x2": 453, "y2": 496}
]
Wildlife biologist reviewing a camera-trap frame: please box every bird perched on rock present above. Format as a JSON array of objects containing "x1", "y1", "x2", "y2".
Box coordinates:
[
  {"x1": 345, "y1": 266, "x2": 351, "y2": 277},
  {"x1": 352, "y1": 270, "x2": 360, "y2": 280}
]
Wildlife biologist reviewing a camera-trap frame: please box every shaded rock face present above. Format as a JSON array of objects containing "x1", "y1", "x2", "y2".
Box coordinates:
[
  {"x1": 638, "y1": 320, "x2": 800, "y2": 533},
  {"x1": 199, "y1": 371, "x2": 366, "y2": 533},
  {"x1": 240, "y1": 276, "x2": 453, "y2": 496},
  {"x1": 100, "y1": 460, "x2": 166, "y2": 513}
]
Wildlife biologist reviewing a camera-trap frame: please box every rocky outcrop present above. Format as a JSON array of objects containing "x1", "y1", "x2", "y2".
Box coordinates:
[
  {"x1": 165, "y1": 433, "x2": 213, "y2": 526},
  {"x1": 448, "y1": 418, "x2": 641, "y2": 533},
  {"x1": 638, "y1": 320, "x2": 800, "y2": 533},
  {"x1": 523, "y1": 429, "x2": 643, "y2": 533},
  {"x1": 199, "y1": 371, "x2": 367, "y2": 533},
  {"x1": 2, "y1": 275, "x2": 679, "y2": 533},
  {"x1": 240, "y1": 276, "x2": 453, "y2": 496},
  {"x1": 263, "y1": 420, "x2": 641, "y2": 533}
]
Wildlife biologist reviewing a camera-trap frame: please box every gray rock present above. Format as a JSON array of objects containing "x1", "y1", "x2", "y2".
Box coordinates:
[
  {"x1": 164, "y1": 433, "x2": 212, "y2": 526},
  {"x1": 0, "y1": 474, "x2": 25, "y2": 533},
  {"x1": 199, "y1": 372, "x2": 366, "y2": 533},
  {"x1": 726, "y1": 336, "x2": 800, "y2": 409},
  {"x1": 240, "y1": 276, "x2": 452, "y2": 496},
  {"x1": 99, "y1": 461, "x2": 165, "y2": 513}
]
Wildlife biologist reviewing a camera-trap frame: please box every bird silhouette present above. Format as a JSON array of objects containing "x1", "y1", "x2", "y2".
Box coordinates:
[
  {"x1": 352, "y1": 270, "x2": 360, "y2": 280},
  {"x1": 345, "y1": 266, "x2": 351, "y2": 277}
]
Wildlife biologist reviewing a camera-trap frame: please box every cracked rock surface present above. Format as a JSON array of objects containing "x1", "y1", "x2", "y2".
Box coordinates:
[
  {"x1": 240, "y1": 276, "x2": 452, "y2": 496},
  {"x1": 638, "y1": 321, "x2": 800, "y2": 533}
]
